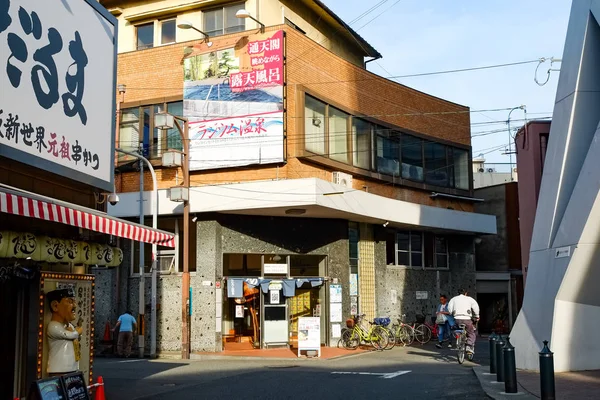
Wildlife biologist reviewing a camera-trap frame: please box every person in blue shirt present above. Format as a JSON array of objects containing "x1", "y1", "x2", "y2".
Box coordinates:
[
  {"x1": 435, "y1": 294, "x2": 455, "y2": 349},
  {"x1": 112, "y1": 311, "x2": 137, "y2": 358}
]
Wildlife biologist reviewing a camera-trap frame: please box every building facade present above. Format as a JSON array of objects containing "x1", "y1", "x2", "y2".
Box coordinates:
[{"x1": 98, "y1": 0, "x2": 496, "y2": 355}]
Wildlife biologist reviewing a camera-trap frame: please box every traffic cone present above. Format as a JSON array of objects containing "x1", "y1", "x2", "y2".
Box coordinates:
[
  {"x1": 94, "y1": 376, "x2": 105, "y2": 400},
  {"x1": 103, "y1": 322, "x2": 111, "y2": 342}
]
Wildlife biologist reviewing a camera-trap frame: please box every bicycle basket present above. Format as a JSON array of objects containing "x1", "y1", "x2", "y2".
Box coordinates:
[
  {"x1": 415, "y1": 314, "x2": 426, "y2": 324},
  {"x1": 346, "y1": 318, "x2": 355, "y2": 328},
  {"x1": 373, "y1": 317, "x2": 391, "y2": 327}
]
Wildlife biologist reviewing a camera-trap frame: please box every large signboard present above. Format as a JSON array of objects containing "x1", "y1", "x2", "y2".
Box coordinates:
[
  {"x1": 0, "y1": 0, "x2": 117, "y2": 191},
  {"x1": 183, "y1": 30, "x2": 284, "y2": 170}
]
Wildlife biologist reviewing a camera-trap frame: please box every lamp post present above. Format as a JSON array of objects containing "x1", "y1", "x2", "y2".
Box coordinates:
[
  {"x1": 177, "y1": 20, "x2": 210, "y2": 42},
  {"x1": 154, "y1": 112, "x2": 191, "y2": 359},
  {"x1": 115, "y1": 148, "x2": 158, "y2": 358},
  {"x1": 236, "y1": 9, "x2": 265, "y2": 33}
]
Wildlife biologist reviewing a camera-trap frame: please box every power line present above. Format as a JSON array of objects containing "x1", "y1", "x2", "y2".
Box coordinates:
[{"x1": 355, "y1": 0, "x2": 403, "y2": 31}]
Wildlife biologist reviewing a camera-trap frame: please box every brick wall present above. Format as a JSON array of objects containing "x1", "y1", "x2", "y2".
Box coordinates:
[{"x1": 116, "y1": 25, "x2": 473, "y2": 212}]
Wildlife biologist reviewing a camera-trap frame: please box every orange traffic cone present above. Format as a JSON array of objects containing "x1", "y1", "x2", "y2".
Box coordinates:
[
  {"x1": 94, "y1": 376, "x2": 105, "y2": 400},
  {"x1": 103, "y1": 322, "x2": 112, "y2": 342}
]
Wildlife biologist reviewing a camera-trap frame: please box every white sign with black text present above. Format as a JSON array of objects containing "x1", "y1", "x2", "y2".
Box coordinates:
[{"x1": 264, "y1": 263, "x2": 287, "y2": 274}]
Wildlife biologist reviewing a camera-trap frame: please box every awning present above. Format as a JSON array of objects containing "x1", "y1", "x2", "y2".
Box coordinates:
[{"x1": 0, "y1": 185, "x2": 175, "y2": 248}]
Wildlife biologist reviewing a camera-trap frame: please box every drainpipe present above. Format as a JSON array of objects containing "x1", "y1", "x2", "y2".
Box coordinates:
[
  {"x1": 364, "y1": 55, "x2": 382, "y2": 69},
  {"x1": 540, "y1": 134, "x2": 548, "y2": 175}
]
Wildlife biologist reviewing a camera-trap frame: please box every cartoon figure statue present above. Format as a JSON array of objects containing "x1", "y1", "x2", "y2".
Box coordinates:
[{"x1": 46, "y1": 288, "x2": 82, "y2": 375}]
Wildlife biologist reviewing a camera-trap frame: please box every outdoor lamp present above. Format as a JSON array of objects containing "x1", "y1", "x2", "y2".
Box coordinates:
[
  {"x1": 154, "y1": 112, "x2": 174, "y2": 130},
  {"x1": 236, "y1": 9, "x2": 265, "y2": 33},
  {"x1": 177, "y1": 20, "x2": 210, "y2": 40}
]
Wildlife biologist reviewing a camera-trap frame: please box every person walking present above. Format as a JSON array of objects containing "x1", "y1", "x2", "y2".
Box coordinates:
[
  {"x1": 448, "y1": 288, "x2": 480, "y2": 355},
  {"x1": 113, "y1": 311, "x2": 137, "y2": 358},
  {"x1": 435, "y1": 294, "x2": 455, "y2": 349}
]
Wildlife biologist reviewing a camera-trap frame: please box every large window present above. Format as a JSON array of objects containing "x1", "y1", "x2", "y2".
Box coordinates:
[
  {"x1": 118, "y1": 101, "x2": 184, "y2": 160},
  {"x1": 160, "y1": 19, "x2": 176, "y2": 44},
  {"x1": 328, "y1": 107, "x2": 349, "y2": 163},
  {"x1": 453, "y1": 148, "x2": 470, "y2": 190},
  {"x1": 305, "y1": 95, "x2": 326, "y2": 154},
  {"x1": 424, "y1": 141, "x2": 448, "y2": 186},
  {"x1": 376, "y1": 127, "x2": 400, "y2": 176},
  {"x1": 402, "y1": 135, "x2": 424, "y2": 181},
  {"x1": 352, "y1": 118, "x2": 371, "y2": 169},
  {"x1": 137, "y1": 23, "x2": 154, "y2": 50},
  {"x1": 435, "y1": 236, "x2": 448, "y2": 269},
  {"x1": 395, "y1": 231, "x2": 423, "y2": 268},
  {"x1": 204, "y1": 4, "x2": 245, "y2": 37},
  {"x1": 386, "y1": 230, "x2": 449, "y2": 269}
]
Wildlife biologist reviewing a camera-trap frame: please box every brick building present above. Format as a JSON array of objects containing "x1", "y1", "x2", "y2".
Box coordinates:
[{"x1": 99, "y1": 0, "x2": 496, "y2": 355}]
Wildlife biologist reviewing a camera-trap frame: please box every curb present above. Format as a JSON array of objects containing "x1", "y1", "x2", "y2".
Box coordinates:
[{"x1": 473, "y1": 366, "x2": 537, "y2": 400}]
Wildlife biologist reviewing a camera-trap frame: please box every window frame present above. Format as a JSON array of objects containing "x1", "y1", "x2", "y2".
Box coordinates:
[
  {"x1": 203, "y1": 3, "x2": 246, "y2": 37},
  {"x1": 433, "y1": 235, "x2": 449, "y2": 270},
  {"x1": 394, "y1": 230, "x2": 424, "y2": 269},
  {"x1": 159, "y1": 18, "x2": 177, "y2": 45},
  {"x1": 136, "y1": 22, "x2": 155, "y2": 50}
]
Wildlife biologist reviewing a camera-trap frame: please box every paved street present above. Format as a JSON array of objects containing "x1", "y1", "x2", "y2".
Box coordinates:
[{"x1": 96, "y1": 340, "x2": 490, "y2": 400}]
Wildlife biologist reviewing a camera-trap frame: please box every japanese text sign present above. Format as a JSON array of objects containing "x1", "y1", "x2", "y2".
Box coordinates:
[{"x1": 0, "y1": 0, "x2": 117, "y2": 191}]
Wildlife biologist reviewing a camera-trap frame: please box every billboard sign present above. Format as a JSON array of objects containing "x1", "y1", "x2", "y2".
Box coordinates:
[
  {"x1": 0, "y1": 0, "x2": 117, "y2": 191},
  {"x1": 183, "y1": 30, "x2": 284, "y2": 170}
]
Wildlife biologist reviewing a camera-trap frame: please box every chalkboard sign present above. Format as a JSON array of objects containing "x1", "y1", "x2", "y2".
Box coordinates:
[
  {"x1": 33, "y1": 377, "x2": 67, "y2": 400},
  {"x1": 61, "y1": 373, "x2": 90, "y2": 400}
]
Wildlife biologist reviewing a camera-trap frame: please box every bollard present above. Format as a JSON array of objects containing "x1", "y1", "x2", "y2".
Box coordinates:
[
  {"x1": 496, "y1": 335, "x2": 506, "y2": 382},
  {"x1": 489, "y1": 331, "x2": 498, "y2": 374},
  {"x1": 539, "y1": 340, "x2": 555, "y2": 400},
  {"x1": 503, "y1": 336, "x2": 518, "y2": 393}
]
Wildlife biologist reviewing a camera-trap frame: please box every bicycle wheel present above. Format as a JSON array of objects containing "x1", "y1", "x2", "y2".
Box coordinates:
[
  {"x1": 414, "y1": 324, "x2": 432, "y2": 344},
  {"x1": 396, "y1": 324, "x2": 414, "y2": 346},
  {"x1": 457, "y1": 334, "x2": 465, "y2": 364},
  {"x1": 384, "y1": 327, "x2": 396, "y2": 350},
  {"x1": 342, "y1": 329, "x2": 359, "y2": 350},
  {"x1": 370, "y1": 326, "x2": 389, "y2": 351}
]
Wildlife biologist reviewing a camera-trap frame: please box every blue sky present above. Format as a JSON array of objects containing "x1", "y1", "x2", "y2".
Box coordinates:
[{"x1": 324, "y1": 0, "x2": 572, "y2": 169}]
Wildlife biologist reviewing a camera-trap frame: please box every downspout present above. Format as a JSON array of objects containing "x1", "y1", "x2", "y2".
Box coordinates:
[
  {"x1": 540, "y1": 134, "x2": 548, "y2": 175},
  {"x1": 364, "y1": 55, "x2": 382, "y2": 69}
]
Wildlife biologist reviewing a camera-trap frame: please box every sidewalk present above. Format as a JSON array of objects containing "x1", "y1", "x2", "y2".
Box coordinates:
[{"x1": 474, "y1": 363, "x2": 600, "y2": 399}]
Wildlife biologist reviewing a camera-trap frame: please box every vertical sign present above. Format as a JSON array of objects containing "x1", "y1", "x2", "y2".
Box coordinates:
[{"x1": 183, "y1": 30, "x2": 284, "y2": 170}]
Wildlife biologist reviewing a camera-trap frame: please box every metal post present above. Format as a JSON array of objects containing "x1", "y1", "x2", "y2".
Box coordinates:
[
  {"x1": 496, "y1": 335, "x2": 506, "y2": 382},
  {"x1": 138, "y1": 159, "x2": 145, "y2": 358},
  {"x1": 489, "y1": 331, "x2": 498, "y2": 374},
  {"x1": 503, "y1": 336, "x2": 518, "y2": 393},
  {"x1": 539, "y1": 340, "x2": 555, "y2": 400}
]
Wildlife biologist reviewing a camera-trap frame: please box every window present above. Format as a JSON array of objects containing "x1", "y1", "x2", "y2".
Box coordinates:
[
  {"x1": 204, "y1": 4, "x2": 245, "y2": 37},
  {"x1": 435, "y1": 236, "x2": 449, "y2": 269},
  {"x1": 352, "y1": 118, "x2": 371, "y2": 169},
  {"x1": 328, "y1": 107, "x2": 349, "y2": 163},
  {"x1": 166, "y1": 101, "x2": 183, "y2": 151},
  {"x1": 394, "y1": 231, "x2": 423, "y2": 268},
  {"x1": 402, "y1": 135, "x2": 423, "y2": 181},
  {"x1": 119, "y1": 108, "x2": 140, "y2": 159},
  {"x1": 424, "y1": 141, "x2": 448, "y2": 187},
  {"x1": 453, "y1": 148, "x2": 470, "y2": 190},
  {"x1": 137, "y1": 23, "x2": 154, "y2": 50},
  {"x1": 160, "y1": 19, "x2": 176, "y2": 44},
  {"x1": 376, "y1": 127, "x2": 400, "y2": 176},
  {"x1": 305, "y1": 95, "x2": 326, "y2": 154}
]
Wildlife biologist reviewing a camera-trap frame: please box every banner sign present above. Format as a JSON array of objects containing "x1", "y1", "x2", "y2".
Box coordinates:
[
  {"x1": 0, "y1": 0, "x2": 117, "y2": 191},
  {"x1": 183, "y1": 30, "x2": 284, "y2": 170}
]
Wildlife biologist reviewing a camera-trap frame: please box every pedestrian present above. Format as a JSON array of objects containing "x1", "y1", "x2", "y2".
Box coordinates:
[
  {"x1": 113, "y1": 311, "x2": 137, "y2": 358},
  {"x1": 448, "y1": 288, "x2": 480, "y2": 356},
  {"x1": 435, "y1": 294, "x2": 455, "y2": 349}
]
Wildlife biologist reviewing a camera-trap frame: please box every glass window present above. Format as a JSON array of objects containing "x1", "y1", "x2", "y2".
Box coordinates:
[
  {"x1": 119, "y1": 108, "x2": 140, "y2": 156},
  {"x1": 204, "y1": 4, "x2": 245, "y2": 37},
  {"x1": 453, "y1": 148, "x2": 470, "y2": 190},
  {"x1": 376, "y1": 127, "x2": 400, "y2": 176},
  {"x1": 434, "y1": 236, "x2": 448, "y2": 269},
  {"x1": 328, "y1": 107, "x2": 349, "y2": 163},
  {"x1": 204, "y1": 8, "x2": 224, "y2": 37},
  {"x1": 395, "y1": 231, "x2": 422, "y2": 267},
  {"x1": 352, "y1": 118, "x2": 371, "y2": 169},
  {"x1": 225, "y1": 5, "x2": 245, "y2": 34},
  {"x1": 305, "y1": 95, "x2": 326, "y2": 154},
  {"x1": 167, "y1": 101, "x2": 183, "y2": 150},
  {"x1": 401, "y1": 135, "x2": 423, "y2": 181},
  {"x1": 137, "y1": 23, "x2": 154, "y2": 50},
  {"x1": 424, "y1": 141, "x2": 448, "y2": 187},
  {"x1": 161, "y1": 19, "x2": 176, "y2": 44}
]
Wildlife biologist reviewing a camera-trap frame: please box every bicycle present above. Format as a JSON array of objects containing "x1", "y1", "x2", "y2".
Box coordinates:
[
  {"x1": 390, "y1": 314, "x2": 415, "y2": 346},
  {"x1": 454, "y1": 321, "x2": 478, "y2": 364},
  {"x1": 373, "y1": 317, "x2": 396, "y2": 350},
  {"x1": 342, "y1": 314, "x2": 390, "y2": 351}
]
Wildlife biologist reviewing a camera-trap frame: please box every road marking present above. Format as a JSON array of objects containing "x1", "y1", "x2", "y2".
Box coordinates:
[
  {"x1": 117, "y1": 359, "x2": 145, "y2": 363},
  {"x1": 331, "y1": 370, "x2": 411, "y2": 379}
]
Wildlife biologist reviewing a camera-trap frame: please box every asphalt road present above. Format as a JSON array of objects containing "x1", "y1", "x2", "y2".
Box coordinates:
[{"x1": 95, "y1": 340, "x2": 491, "y2": 400}]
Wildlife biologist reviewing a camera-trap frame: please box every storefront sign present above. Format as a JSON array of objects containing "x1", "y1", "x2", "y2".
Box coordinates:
[
  {"x1": 33, "y1": 377, "x2": 67, "y2": 400},
  {"x1": 184, "y1": 30, "x2": 284, "y2": 170},
  {"x1": 264, "y1": 263, "x2": 287, "y2": 274},
  {"x1": 416, "y1": 291, "x2": 428, "y2": 300},
  {"x1": 298, "y1": 317, "x2": 320, "y2": 353},
  {"x1": 330, "y1": 284, "x2": 342, "y2": 304},
  {"x1": 0, "y1": 0, "x2": 117, "y2": 191},
  {"x1": 62, "y1": 372, "x2": 90, "y2": 400}
]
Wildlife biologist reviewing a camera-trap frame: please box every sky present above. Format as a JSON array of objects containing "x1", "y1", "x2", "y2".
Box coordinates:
[{"x1": 323, "y1": 0, "x2": 572, "y2": 170}]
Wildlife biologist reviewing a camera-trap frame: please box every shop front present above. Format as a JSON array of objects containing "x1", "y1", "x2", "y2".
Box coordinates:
[{"x1": 221, "y1": 254, "x2": 328, "y2": 351}]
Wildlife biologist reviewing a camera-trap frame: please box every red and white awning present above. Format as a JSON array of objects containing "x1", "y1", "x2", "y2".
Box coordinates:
[{"x1": 0, "y1": 186, "x2": 175, "y2": 248}]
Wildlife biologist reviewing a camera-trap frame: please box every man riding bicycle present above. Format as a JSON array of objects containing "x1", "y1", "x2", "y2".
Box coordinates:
[{"x1": 448, "y1": 288, "x2": 480, "y2": 356}]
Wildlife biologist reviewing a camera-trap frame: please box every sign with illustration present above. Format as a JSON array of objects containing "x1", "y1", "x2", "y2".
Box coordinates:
[
  {"x1": 0, "y1": 0, "x2": 117, "y2": 191},
  {"x1": 38, "y1": 273, "x2": 95, "y2": 385},
  {"x1": 183, "y1": 30, "x2": 284, "y2": 170},
  {"x1": 298, "y1": 317, "x2": 321, "y2": 356}
]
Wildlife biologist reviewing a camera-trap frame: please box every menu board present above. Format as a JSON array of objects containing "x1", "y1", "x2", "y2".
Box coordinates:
[
  {"x1": 33, "y1": 377, "x2": 66, "y2": 400},
  {"x1": 62, "y1": 372, "x2": 90, "y2": 400},
  {"x1": 298, "y1": 317, "x2": 321, "y2": 353}
]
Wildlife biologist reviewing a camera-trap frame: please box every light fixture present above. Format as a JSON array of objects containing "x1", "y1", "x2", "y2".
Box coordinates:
[
  {"x1": 272, "y1": 255, "x2": 282, "y2": 262},
  {"x1": 285, "y1": 208, "x2": 306, "y2": 215},
  {"x1": 236, "y1": 9, "x2": 265, "y2": 33},
  {"x1": 383, "y1": 221, "x2": 389, "y2": 228},
  {"x1": 154, "y1": 112, "x2": 174, "y2": 130},
  {"x1": 192, "y1": 215, "x2": 198, "y2": 223},
  {"x1": 177, "y1": 20, "x2": 210, "y2": 41},
  {"x1": 117, "y1": 84, "x2": 126, "y2": 94}
]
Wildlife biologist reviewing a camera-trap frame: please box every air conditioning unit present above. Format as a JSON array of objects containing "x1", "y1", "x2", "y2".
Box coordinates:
[
  {"x1": 332, "y1": 171, "x2": 353, "y2": 188},
  {"x1": 477, "y1": 168, "x2": 485, "y2": 173}
]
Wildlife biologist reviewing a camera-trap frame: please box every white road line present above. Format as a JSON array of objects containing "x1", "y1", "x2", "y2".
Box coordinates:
[
  {"x1": 381, "y1": 370, "x2": 412, "y2": 379},
  {"x1": 331, "y1": 370, "x2": 411, "y2": 379}
]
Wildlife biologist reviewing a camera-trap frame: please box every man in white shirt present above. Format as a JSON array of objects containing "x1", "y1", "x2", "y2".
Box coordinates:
[
  {"x1": 46, "y1": 288, "x2": 82, "y2": 374},
  {"x1": 448, "y1": 288, "x2": 480, "y2": 355}
]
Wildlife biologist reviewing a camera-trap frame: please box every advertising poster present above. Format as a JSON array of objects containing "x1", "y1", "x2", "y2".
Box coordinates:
[
  {"x1": 38, "y1": 273, "x2": 95, "y2": 385},
  {"x1": 330, "y1": 284, "x2": 342, "y2": 304},
  {"x1": 349, "y1": 274, "x2": 358, "y2": 296},
  {"x1": 330, "y1": 303, "x2": 343, "y2": 323},
  {"x1": 183, "y1": 30, "x2": 284, "y2": 170},
  {"x1": 298, "y1": 317, "x2": 320, "y2": 351}
]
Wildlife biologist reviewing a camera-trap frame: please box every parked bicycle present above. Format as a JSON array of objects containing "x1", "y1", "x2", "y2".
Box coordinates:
[
  {"x1": 341, "y1": 314, "x2": 390, "y2": 351},
  {"x1": 390, "y1": 314, "x2": 415, "y2": 346}
]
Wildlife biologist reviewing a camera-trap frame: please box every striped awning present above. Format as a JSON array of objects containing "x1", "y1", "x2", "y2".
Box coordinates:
[{"x1": 0, "y1": 185, "x2": 175, "y2": 248}]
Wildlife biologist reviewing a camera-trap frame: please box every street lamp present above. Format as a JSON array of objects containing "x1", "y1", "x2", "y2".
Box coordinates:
[
  {"x1": 236, "y1": 9, "x2": 265, "y2": 33},
  {"x1": 154, "y1": 111, "x2": 191, "y2": 359},
  {"x1": 177, "y1": 20, "x2": 210, "y2": 42}
]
